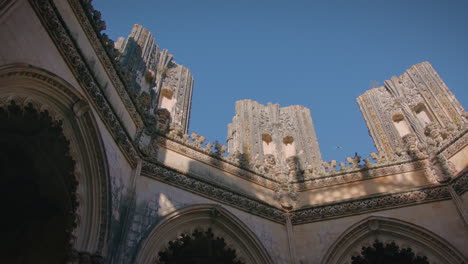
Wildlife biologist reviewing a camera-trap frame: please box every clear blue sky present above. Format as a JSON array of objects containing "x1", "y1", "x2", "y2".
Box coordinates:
[{"x1": 94, "y1": 0, "x2": 467, "y2": 162}]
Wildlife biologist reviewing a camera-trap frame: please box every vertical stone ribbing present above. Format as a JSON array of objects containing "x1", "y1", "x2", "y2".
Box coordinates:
[
  {"x1": 357, "y1": 62, "x2": 466, "y2": 157},
  {"x1": 116, "y1": 24, "x2": 194, "y2": 133},
  {"x1": 227, "y1": 100, "x2": 322, "y2": 173}
]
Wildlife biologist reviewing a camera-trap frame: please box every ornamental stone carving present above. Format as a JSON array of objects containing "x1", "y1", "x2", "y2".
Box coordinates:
[
  {"x1": 357, "y1": 62, "x2": 466, "y2": 160},
  {"x1": 402, "y1": 133, "x2": 426, "y2": 159}
]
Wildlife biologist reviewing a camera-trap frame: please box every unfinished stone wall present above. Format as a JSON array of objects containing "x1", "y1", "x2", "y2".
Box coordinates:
[
  {"x1": 227, "y1": 100, "x2": 323, "y2": 176},
  {"x1": 357, "y1": 62, "x2": 466, "y2": 159},
  {"x1": 116, "y1": 24, "x2": 194, "y2": 133}
]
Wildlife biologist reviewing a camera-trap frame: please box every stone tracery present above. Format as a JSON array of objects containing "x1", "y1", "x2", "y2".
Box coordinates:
[
  {"x1": 351, "y1": 240, "x2": 429, "y2": 264},
  {"x1": 157, "y1": 229, "x2": 244, "y2": 264},
  {"x1": 0, "y1": 64, "x2": 110, "y2": 262}
]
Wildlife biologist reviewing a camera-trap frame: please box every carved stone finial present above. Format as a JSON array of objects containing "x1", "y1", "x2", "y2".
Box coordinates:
[
  {"x1": 402, "y1": 133, "x2": 426, "y2": 159},
  {"x1": 430, "y1": 154, "x2": 455, "y2": 183},
  {"x1": 155, "y1": 109, "x2": 171, "y2": 134},
  {"x1": 346, "y1": 155, "x2": 361, "y2": 169},
  {"x1": 363, "y1": 158, "x2": 372, "y2": 167},
  {"x1": 274, "y1": 172, "x2": 297, "y2": 210},
  {"x1": 424, "y1": 123, "x2": 443, "y2": 148}
]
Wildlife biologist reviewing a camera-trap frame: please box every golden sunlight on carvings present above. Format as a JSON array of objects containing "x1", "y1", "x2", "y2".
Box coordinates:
[{"x1": 1, "y1": 1, "x2": 467, "y2": 262}]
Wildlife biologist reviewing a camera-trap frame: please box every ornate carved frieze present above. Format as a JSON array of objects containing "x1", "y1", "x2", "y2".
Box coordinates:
[
  {"x1": 438, "y1": 129, "x2": 467, "y2": 158},
  {"x1": 291, "y1": 185, "x2": 451, "y2": 224},
  {"x1": 155, "y1": 135, "x2": 279, "y2": 190},
  {"x1": 26, "y1": 0, "x2": 468, "y2": 227},
  {"x1": 227, "y1": 100, "x2": 323, "y2": 174},
  {"x1": 357, "y1": 62, "x2": 466, "y2": 160},
  {"x1": 140, "y1": 161, "x2": 287, "y2": 223},
  {"x1": 68, "y1": 0, "x2": 144, "y2": 130},
  {"x1": 452, "y1": 170, "x2": 468, "y2": 195},
  {"x1": 29, "y1": 0, "x2": 139, "y2": 165}
]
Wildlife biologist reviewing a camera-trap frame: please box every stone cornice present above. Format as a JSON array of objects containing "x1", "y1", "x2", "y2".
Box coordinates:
[
  {"x1": 67, "y1": 0, "x2": 144, "y2": 130},
  {"x1": 452, "y1": 170, "x2": 468, "y2": 195},
  {"x1": 156, "y1": 135, "x2": 279, "y2": 190},
  {"x1": 439, "y1": 129, "x2": 467, "y2": 159},
  {"x1": 296, "y1": 160, "x2": 427, "y2": 191},
  {"x1": 29, "y1": 0, "x2": 139, "y2": 166},
  {"x1": 291, "y1": 184, "x2": 451, "y2": 225},
  {"x1": 140, "y1": 161, "x2": 287, "y2": 223}
]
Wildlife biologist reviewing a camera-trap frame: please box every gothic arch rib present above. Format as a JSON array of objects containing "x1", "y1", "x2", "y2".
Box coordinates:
[
  {"x1": 321, "y1": 216, "x2": 467, "y2": 264},
  {"x1": 135, "y1": 204, "x2": 273, "y2": 264},
  {"x1": 0, "y1": 63, "x2": 110, "y2": 255}
]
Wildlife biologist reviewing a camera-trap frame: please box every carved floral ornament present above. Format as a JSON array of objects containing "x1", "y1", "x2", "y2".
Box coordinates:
[
  {"x1": 320, "y1": 216, "x2": 467, "y2": 264},
  {"x1": 0, "y1": 64, "x2": 109, "y2": 256},
  {"x1": 68, "y1": 0, "x2": 144, "y2": 130},
  {"x1": 59, "y1": 0, "x2": 468, "y2": 188},
  {"x1": 25, "y1": 0, "x2": 468, "y2": 224},
  {"x1": 29, "y1": 0, "x2": 140, "y2": 166}
]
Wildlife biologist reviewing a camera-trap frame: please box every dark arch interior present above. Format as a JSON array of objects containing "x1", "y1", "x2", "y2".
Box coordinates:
[
  {"x1": 0, "y1": 102, "x2": 78, "y2": 264},
  {"x1": 351, "y1": 240, "x2": 429, "y2": 264},
  {"x1": 158, "y1": 229, "x2": 244, "y2": 264}
]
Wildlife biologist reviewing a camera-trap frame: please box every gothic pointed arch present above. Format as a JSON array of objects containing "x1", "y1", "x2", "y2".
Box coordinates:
[
  {"x1": 321, "y1": 216, "x2": 467, "y2": 264},
  {"x1": 135, "y1": 204, "x2": 273, "y2": 264},
  {"x1": 0, "y1": 64, "x2": 110, "y2": 259}
]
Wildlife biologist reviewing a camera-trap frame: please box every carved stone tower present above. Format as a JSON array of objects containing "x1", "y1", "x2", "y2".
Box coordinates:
[
  {"x1": 227, "y1": 100, "x2": 323, "y2": 176},
  {"x1": 357, "y1": 62, "x2": 466, "y2": 158},
  {"x1": 117, "y1": 24, "x2": 194, "y2": 133}
]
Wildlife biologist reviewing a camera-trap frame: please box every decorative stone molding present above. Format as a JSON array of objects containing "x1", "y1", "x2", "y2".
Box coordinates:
[
  {"x1": 135, "y1": 204, "x2": 274, "y2": 264},
  {"x1": 155, "y1": 135, "x2": 279, "y2": 190},
  {"x1": 68, "y1": 0, "x2": 144, "y2": 130},
  {"x1": 24, "y1": 0, "x2": 468, "y2": 227},
  {"x1": 439, "y1": 129, "x2": 467, "y2": 159},
  {"x1": 452, "y1": 170, "x2": 468, "y2": 195},
  {"x1": 141, "y1": 162, "x2": 287, "y2": 223},
  {"x1": 321, "y1": 216, "x2": 467, "y2": 264},
  {"x1": 291, "y1": 185, "x2": 451, "y2": 225},
  {"x1": 28, "y1": 0, "x2": 139, "y2": 166},
  {"x1": 297, "y1": 160, "x2": 427, "y2": 191}
]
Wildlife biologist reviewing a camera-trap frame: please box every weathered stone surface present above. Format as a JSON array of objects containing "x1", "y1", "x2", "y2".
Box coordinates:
[
  {"x1": 228, "y1": 100, "x2": 323, "y2": 175},
  {"x1": 116, "y1": 24, "x2": 194, "y2": 134},
  {"x1": 2, "y1": 1, "x2": 467, "y2": 263},
  {"x1": 357, "y1": 62, "x2": 466, "y2": 159}
]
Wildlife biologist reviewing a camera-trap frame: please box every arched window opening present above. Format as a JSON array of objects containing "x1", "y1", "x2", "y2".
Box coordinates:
[
  {"x1": 159, "y1": 88, "x2": 176, "y2": 113},
  {"x1": 414, "y1": 104, "x2": 433, "y2": 126},
  {"x1": 157, "y1": 229, "x2": 244, "y2": 264},
  {"x1": 0, "y1": 101, "x2": 78, "y2": 263},
  {"x1": 261, "y1": 133, "x2": 275, "y2": 155},
  {"x1": 392, "y1": 114, "x2": 411, "y2": 137},
  {"x1": 282, "y1": 136, "x2": 296, "y2": 157},
  {"x1": 351, "y1": 240, "x2": 429, "y2": 264}
]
